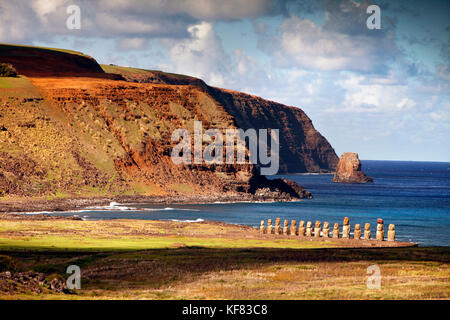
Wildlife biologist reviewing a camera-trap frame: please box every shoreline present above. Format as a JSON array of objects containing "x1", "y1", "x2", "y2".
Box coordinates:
[
  {"x1": 0, "y1": 194, "x2": 439, "y2": 248},
  {"x1": 0, "y1": 193, "x2": 302, "y2": 214}
]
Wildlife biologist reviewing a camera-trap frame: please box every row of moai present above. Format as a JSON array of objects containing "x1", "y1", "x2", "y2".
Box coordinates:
[{"x1": 259, "y1": 217, "x2": 395, "y2": 241}]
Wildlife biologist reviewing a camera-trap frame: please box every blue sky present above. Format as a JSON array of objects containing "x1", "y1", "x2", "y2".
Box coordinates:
[{"x1": 1, "y1": 0, "x2": 449, "y2": 161}]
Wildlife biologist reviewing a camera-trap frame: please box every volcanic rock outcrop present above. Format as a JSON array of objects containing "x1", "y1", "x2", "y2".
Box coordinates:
[{"x1": 332, "y1": 152, "x2": 373, "y2": 183}]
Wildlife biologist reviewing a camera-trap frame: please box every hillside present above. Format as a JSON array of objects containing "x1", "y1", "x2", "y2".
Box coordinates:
[
  {"x1": 102, "y1": 64, "x2": 339, "y2": 173},
  {"x1": 0, "y1": 44, "x2": 121, "y2": 79},
  {"x1": 0, "y1": 44, "x2": 337, "y2": 200}
]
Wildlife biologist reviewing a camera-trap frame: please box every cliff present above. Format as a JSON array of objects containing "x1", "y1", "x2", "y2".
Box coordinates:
[
  {"x1": 0, "y1": 44, "x2": 336, "y2": 199},
  {"x1": 103, "y1": 65, "x2": 339, "y2": 173},
  {"x1": 208, "y1": 88, "x2": 338, "y2": 173},
  {"x1": 332, "y1": 152, "x2": 373, "y2": 183}
]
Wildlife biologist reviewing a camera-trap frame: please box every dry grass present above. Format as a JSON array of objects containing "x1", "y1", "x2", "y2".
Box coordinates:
[
  {"x1": 0, "y1": 218, "x2": 448, "y2": 300},
  {"x1": 171, "y1": 260, "x2": 449, "y2": 300}
]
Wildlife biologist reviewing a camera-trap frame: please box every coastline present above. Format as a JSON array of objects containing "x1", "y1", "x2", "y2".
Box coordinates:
[{"x1": 0, "y1": 193, "x2": 302, "y2": 214}]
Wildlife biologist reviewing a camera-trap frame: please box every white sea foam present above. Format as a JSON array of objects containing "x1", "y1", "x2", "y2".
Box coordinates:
[
  {"x1": 20, "y1": 211, "x2": 54, "y2": 215},
  {"x1": 14, "y1": 203, "x2": 202, "y2": 215},
  {"x1": 212, "y1": 200, "x2": 297, "y2": 204},
  {"x1": 84, "y1": 201, "x2": 138, "y2": 211},
  {"x1": 168, "y1": 218, "x2": 204, "y2": 223},
  {"x1": 212, "y1": 201, "x2": 256, "y2": 204},
  {"x1": 140, "y1": 207, "x2": 201, "y2": 212},
  {"x1": 14, "y1": 201, "x2": 138, "y2": 215}
]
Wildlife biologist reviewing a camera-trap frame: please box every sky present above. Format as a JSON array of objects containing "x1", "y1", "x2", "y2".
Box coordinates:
[{"x1": 0, "y1": 0, "x2": 449, "y2": 161}]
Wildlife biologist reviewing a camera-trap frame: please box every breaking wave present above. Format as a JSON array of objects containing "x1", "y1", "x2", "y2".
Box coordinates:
[{"x1": 168, "y1": 218, "x2": 204, "y2": 223}]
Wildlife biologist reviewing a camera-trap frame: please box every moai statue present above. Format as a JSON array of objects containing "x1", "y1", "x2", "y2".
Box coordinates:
[
  {"x1": 376, "y1": 218, "x2": 384, "y2": 241},
  {"x1": 387, "y1": 224, "x2": 395, "y2": 241},
  {"x1": 259, "y1": 220, "x2": 266, "y2": 234},
  {"x1": 305, "y1": 221, "x2": 313, "y2": 236},
  {"x1": 283, "y1": 219, "x2": 289, "y2": 235},
  {"x1": 298, "y1": 221, "x2": 306, "y2": 236},
  {"x1": 342, "y1": 217, "x2": 351, "y2": 239},
  {"x1": 314, "y1": 221, "x2": 321, "y2": 238},
  {"x1": 322, "y1": 222, "x2": 330, "y2": 238},
  {"x1": 267, "y1": 219, "x2": 273, "y2": 234},
  {"x1": 290, "y1": 220, "x2": 297, "y2": 236},
  {"x1": 332, "y1": 223, "x2": 340, "y2": 238},
  {"x1": 274, "y1": 218, "x2": 281, "y2": 235},
  {"x1": 354, "y1": 224, "x2": 361, "y2": 240},
  {"x1": 364, "y1": 223, "x2": 371, "y2": 240}
]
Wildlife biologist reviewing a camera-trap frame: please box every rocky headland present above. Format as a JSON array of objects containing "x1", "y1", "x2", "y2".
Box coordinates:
[{"x1": 0, "y1": 43, "x2": 337, "y2": 204}]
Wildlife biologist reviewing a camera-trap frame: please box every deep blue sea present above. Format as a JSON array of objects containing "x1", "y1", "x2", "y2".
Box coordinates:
[{"x1": 41, "y1": 161, "x2": 450, "y2": 246}]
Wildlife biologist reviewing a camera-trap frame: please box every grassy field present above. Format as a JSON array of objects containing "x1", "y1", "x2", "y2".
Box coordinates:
[
  {"x1": 100, "y1": 64, "x2": 199, "y2": 81},
  {"x1": 0, "y1": 76, "x2": 31, "y2": 89},
  {"x1": 0, "y1": 217, "x2": 448, "y2": 300}
]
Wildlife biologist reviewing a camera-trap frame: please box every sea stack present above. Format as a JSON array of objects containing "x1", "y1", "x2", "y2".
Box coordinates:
[{"x1": 332, "y1": 152, "x2": 373, "y2": 183}]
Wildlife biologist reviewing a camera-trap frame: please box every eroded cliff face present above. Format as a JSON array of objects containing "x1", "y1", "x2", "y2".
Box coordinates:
[
  {"x1": 0, "y1": 44, "x2": 335, "y2": 199},
  {"x1": 332, "y1": 152, "x2": 373, "y2": 183},
  {"x1": 0, "y1": 77, "x2": 248, "y2": 196},
  {"x1": 0, "y1": 76, "x2": 310, "y2": 199},
  {"x1": 103, "y1": 65, "x2": 339, "y2": 174},
  {"x1": 208, "y1": 88, "x2": 338, "y2": 173}
]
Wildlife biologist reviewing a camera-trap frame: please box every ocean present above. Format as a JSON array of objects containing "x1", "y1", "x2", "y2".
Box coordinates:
[{"x1": 41, "y1": 160, "x2": 450, "y2": 246}]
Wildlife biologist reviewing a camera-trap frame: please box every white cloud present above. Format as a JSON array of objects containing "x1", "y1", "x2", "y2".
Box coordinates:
[
  {"x1": 161, "y1": 22, "x2": 231, "y2": 86},
  {"x1": 335, "y1": 75, "x2": 418, "y2": 113},
  {"x1": 396, "y1": 98, "x2": 416, "y2": 110},
  {"x1": 0, "y1": 0, "x2": 282, "y2": 44},
  {"x1": 31, "y1": 0, "x2": 67, "y2": 24},
  {"x1": 266, "y1": 15, "x2": 396, "y2": 73},
  {"x1": 174, "y1": 0, "x2": 277, "y2": 20},
  {"x1": 95, "y1": 13, "x2": 164, "y2": 35},
  {"x1": 96, "y1": 0, "x2": 279, "y2": 21},
  {"x1": 116, "y1": 37, "x2": 148, "y2": 51},
  {"x1": 0, "y1": 2, "x2": 36, "y2": 42},
  {"x1": 430, "y1": 111, "x2": 450, "y2": 122},
  {"x1": 234, "y1": 49, "x2": 258, "y2": 76},
  {"x1": 436, "y1": 64, "x2": 450, "y2": 81}
]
